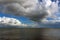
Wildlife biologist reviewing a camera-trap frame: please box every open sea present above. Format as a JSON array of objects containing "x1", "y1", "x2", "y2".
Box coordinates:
[{"x1": 0, "y1": 28, "x2": 59, "y2": 40}]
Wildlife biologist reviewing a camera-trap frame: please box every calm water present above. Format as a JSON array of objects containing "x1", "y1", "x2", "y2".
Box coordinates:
[{"x1": 0, "y1": 28, "x2": 59, "y2": 40}]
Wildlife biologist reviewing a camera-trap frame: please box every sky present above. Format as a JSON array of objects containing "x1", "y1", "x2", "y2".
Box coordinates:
[
  {"x1": 0, "y1": 0, "x2": 60, "y2": 28},
  {"x1": 0, "y1": 12, "x2": 34, "y2": 24}
]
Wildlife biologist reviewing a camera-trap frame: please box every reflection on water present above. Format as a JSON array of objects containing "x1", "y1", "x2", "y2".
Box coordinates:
[{"x1": 0, "y1": 28, "x2": 60, "y2": 40}]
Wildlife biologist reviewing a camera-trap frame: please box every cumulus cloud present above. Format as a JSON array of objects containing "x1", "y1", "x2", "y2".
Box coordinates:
[
  {"x1": 42, "y1": 19, "x2": 60, "y2": 24},
  {"x1": 38, "y1": 19, "x2": 60, "y2": 28},
  {"x1": 0, "y1": 16, "x2": 28, "y2": 27},
  {"x1": 0, "y1": 0, "x2": 59, "y2": 22}
]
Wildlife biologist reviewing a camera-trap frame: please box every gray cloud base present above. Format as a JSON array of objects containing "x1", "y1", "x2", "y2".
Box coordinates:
[{"x1": 0, "y1": 0, "x2": 57, "y2": 22}]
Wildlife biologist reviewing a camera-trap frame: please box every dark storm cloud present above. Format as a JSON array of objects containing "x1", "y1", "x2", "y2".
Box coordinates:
[{"x1": 0, "y1": 0, "x2": 58, "y2": 22}]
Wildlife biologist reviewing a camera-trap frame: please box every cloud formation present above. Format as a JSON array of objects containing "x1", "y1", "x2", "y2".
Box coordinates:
[
  {"x1": 0, "y1": 16, "x2": 28, "y2": 27},
  {"x1": 38, "y1": 18, "x2": 60, "y2": 28},
  {"x1": 0, "y1": 0, "x2": 59, "y2": 22}
]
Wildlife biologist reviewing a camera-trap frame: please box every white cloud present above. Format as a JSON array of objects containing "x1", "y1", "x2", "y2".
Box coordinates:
[
  {"x1": 42, "y1": 19, "x2": 60, "y2": 24},
  {"x1": 0, "y1": 16, "x2": 28, "y2": 27}
]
